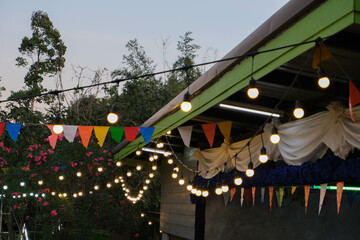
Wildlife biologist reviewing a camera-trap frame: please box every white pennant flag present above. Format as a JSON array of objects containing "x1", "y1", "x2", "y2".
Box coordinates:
[
  {"x1": 223, "y1": 191, "x2": 230, "y2": 207},
  {"x1": 240, "y1": 188, "x2": 244, "y2": 206},
  {"x1": 64, "y1": 125, "x2": 78, "y2": 142},
  {"x1": 178, "y1": 126, "x2": 193, "y2": 147},
  {"x1": 261, "y1": 187, "x2": 265, "y2": 204},
  {"x1": 318, "y1": 183, "x2": 327, "y2": 215}
]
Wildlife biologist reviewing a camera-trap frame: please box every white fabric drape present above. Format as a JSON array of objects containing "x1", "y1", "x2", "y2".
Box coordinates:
[{"x1": 193, "y1": 102, "x2": 360, "y2": 179}]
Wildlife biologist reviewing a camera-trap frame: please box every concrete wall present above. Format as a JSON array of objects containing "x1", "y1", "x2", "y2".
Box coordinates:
[{"x1": 205, "y1": 187, "x2": 360, "y2": 240}]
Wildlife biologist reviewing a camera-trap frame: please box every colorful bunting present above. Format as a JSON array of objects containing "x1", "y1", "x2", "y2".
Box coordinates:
[
  {"x1": 63, "y1": 125, "x2": 77, "y2": 143},
  {"x1": 275, "y1": 189, "x2": 280, "y2": 207},
  {"x1": 324, "y1": 190, "x2": 332, "y2": 205},
  {"x1": 0, "y1": 122, "x2": 4, "y2": 137},
  {"x1": 279, "y1": 187, "x2": 284, "y2": 208},
  {"x1": 269, "y1": 186, "x2": 274, "y2": 212},
  {"x1": 244, "y1": 188, "x2": 251, "y2": 206},
  {"x1": 6, "y1": 123, "x2": 22, "y2": 142},
  {"x1": 349, "y1": 80, "x2": 360, "y2": 122},
  {"x1": 124, "y1": 127, "x2": 139, "y2": 142},
  {"x1": 240, "y1": 188, "x2": 244, "y2": 206},
  {"x1": 110, "y1": 127, "x2": 124, "y2": 143},
  {"x1": 346, "y1": 191, "x2": 356, "y2": 208},
  {"x1": 201, "y1": 123, "x2": 217, "y2": 147},
  {"x1": 217, "y1": 121, "x2": 232, "y2": 143},
  {"x1": 318, "y1": 183, "x2": 327, "y2": 215},
  {"x1": 78, "y1": 126, "x2": 93, "y2": 148},
  {"x1": 94, "y1": 126, "x2": 109, "y2": 148},
  {"x1": 261, "y1": 187, "x2": 265, "y2": 205},
  {"x1": 252, "y1": 186, "x2": 256, "y2": 207},
  {"x1": 178, "y1": 126, "x2": 193, "y2": 147},
  {"x1": 312, "y1": 42, "x2": 332, "y2": 69},
  {"x1": 140, "y1": 127, "x2": 155, "y2": 144},
  {"x1": 46, "y1": 125, "x2": 58, "y2": 149},
  {"x1": 304, "y1": 185, "x2": 310, "y2": 214},
  {"x1": 223, "y1": 190, "x2": 230, "y2": 207},
  {"x1": 291, "y1": 186, "x2": 297, "y2": 195},
  {"x1": 230, "y1": 188, "x2": 236, "y2": 202},
  {"x1": 336, "y1": 181, "x2": 344, "y2": 214}
]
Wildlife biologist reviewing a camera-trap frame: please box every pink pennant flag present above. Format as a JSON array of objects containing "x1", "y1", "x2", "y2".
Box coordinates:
[
  {"x1": 269, "y1": 186, "x2": 274, "y2": 212},
  {"x1": 336, "y1": 181, "x2": 344, "y2": 214},
  {"x1": 230, "y1": 188, "x2": 236, "y2": 202},
  {"x1": 178, "y1": 126, "x2": 193, "y2": 147},
  {"x1": 46, "y1": 125, "x2": 58, "y2": 149},
  {"x1": 319, "y1": 183, "x2": 327, "y2": 215},
  {"x1": 240, "y1": 188, "x2": 244, "y2": 206},
  {"x1": 0, "y1": 122, "x2": 4, "y2": 137},
  {"x1": 304, "y1": 185, "x2": 310, "y2": 214},
  {"x1": 78, "y1": 126, "x2": 93, "y2": 148},
  {"x1": 252, "y1": 186, "x2": 256, "y2": 207},
  {"x1": 201, "y1": 123, "x2": 216, "y2": 147},
  {"x1": 124, "y1": 127, "x2": 139, "y2": 142}
]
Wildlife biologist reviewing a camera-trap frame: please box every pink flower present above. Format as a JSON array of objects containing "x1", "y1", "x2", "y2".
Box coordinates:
[
  {"x1": 13, "y1": 205, "x2": 21, "y2": 210},
  {"x1": 47, "y1": 149, "x2": 54, "y2": 154},
  {"x1": 37, "y1": 198, "x2": 42, "y2": 203},
  {"x1": 30, "y1": 173, "x2": 37, "y2": 178},
  {"x1": 0, "y1": 142, "x2": 4, "y2": 147},
  {"x1": 71, "y1": 162, "x2": 77, "y2": 168},
  {"x1": 51, "y1": 210, "x2": 57, "y2": 216},
  {"x1": 85, "y1": 152, "x2": 93, "y2": 157},
  {"x1": 43, "y1": 202, "x2": 49, "y2": 206},
  {"x1": 28, "y1": 146, "x2": 33, "y2": 151},
  {"x1": 134, "y1": 233, "x2": 139, "y2": 238},
  {"x1": 53, "y1": 166, "x2": 60, "y2": 172},
  {"x1": 27, "y1": 153, "x2": 33, "y2": 158},
  {"x1": 42, "y1": 188, "x2": 50, "y2": 193},
  {"x1": 120, "y1": 200, "x2": 125, "y2": 205}
]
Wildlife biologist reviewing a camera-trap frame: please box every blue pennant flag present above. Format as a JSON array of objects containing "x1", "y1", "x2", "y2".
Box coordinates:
[
  {"x1": 346, "y1": 191, "x2": 356, "y2": 208},
  {"x1": 140, "y1": 127, "x2": 155, "y2": 144},
  {"x1": 6, "y1": 123, "x2": 22, "y2": 142}
]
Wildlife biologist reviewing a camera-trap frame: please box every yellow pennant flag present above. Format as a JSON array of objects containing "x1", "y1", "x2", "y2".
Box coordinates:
[
  {"x1": 312, "y1": 42, "x2": 332, "y2": 69},
  {"x1": 94, "y1": 126, "x2": 109, "y2": 148},
  {"x1": 217, "y1": 121, "x2": 232, "y2": 143},
  {"x1": 291, "y1": 186, "x2": 297, "y2": 195}
]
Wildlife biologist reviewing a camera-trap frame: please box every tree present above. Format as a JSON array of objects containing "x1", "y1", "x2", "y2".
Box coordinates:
[{"x1": 15, "y1": 10, "x2": 66, "y2": 110}]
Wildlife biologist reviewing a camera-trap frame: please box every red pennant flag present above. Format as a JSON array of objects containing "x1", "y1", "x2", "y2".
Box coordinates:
[
  {"x1": 349, "y1": 80, "x2": 360, "y2": 122},
  {"x1": 337, "y1": 181, "x2": 344, "y2": 214},
  {"x1": 230, "y1": 188, "x2": 236, "y2": 202},
  {"x1": 78, "y1": 126, "x2": 93, "y2": 148},
  {"x1": 201, "y1": 123, "x2": 216, "y2": 148},
  {"x1": 269, "y1": 186, "x2": 274, "y2": 212},
  {"x1": 46, "y1": 125, "x2": 58, "y2": 149},
  {"x1": 0, "y1": 122, "x2": 4, "y2": 137},
  {"x1": 304, "y1": 185, "x2": 310, "y2": 214},
  {"x1": 244, "y1": 188, "x2": 251, "y2": 206},
  {"x1": 124, "y1": 127, "x2": 139, "y2": 142}
]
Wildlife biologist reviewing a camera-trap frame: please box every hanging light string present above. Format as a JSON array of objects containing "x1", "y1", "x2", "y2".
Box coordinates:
[{"x1": 0, "y1": 36, "x2": 332, "y2": 105}]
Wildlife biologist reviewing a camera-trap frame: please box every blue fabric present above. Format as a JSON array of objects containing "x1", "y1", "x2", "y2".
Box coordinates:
[
  {"x1": 190, "y1": 154, "x2": 360, "y2": 204},
  {"x1": 140, "y1": 127, "x2": 155, "y2": 144},
  {"x1": 6, "y1": 123, "x2": 22, "y2": 142}
]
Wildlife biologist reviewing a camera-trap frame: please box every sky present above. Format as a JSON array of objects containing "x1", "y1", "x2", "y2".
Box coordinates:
[{"x1": 0, "y1": 0, "x2": 288, "y2": 100}]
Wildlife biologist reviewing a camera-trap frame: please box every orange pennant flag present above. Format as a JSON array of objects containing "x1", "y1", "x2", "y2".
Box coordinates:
[
  {"x1": 269, "y1": 186, "x2": 274, "y2": 212},
  {"x1": 349, "y1": 80, "x2": 360, "y2": 122},
  {"x1": 78, "y1": 126, "x2": 93, "y2": 148},
  {"x1": 252, "y1": 186, "x2": 256, "y2": 207},
  {"x1": 46, "y1": 125, "x2": 58, "y2": 149},
  {"x1": 230, "y1": 188, "x2": 236, "y2": 202},
  {"x1": 201, "y1": 123, "x2": 217, "y2": 147},
  {"x1": 124, "y1": 127, "x2": 139, "y2": 142},
  {"x1": 217, "y1": 121, "x2": 232, "y2": 143},
  {"x1": 94, "y1": 126, "x2": 109, "y2": 148},
  {"x1": 304, "y1": 185, "x2": 310, "y2": 214},
  {"x1": 312, "y1": 42, "x2": 332, "y2": 69},
  {"x1": 336, "y1": 181, "x2": 344, "y2": 214}
]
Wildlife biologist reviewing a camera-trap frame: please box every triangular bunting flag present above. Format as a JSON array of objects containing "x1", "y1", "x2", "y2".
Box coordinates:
[
  {"x1": 324, "y1": 190, "x2": 332, "y2": 205},
  {"x1": 78, "y1": 126, "x2": 93, "y2": 148},
  {"x1": 0, "y1": 122, "x2": 5, "y2": 137},
  {"x1": 244, "y1": 188, "x2": 251, "y2": 206},
  {"x1": 346, "y1": 191, "x2": 356, "y2": 208},
  {"x1": 230, "y1": 188, "x2": 236, "y2": 202},
  {"x1": 217, "y1": 121, "x2": 232, "y2": 143},
  {"x1": 178, "y1": 126, "x2": 193, "y2": 147},
  {"x1": 261, "y1": 187, "x2": 265, "y2": 205},
  {"x1": 275, "y1": 190, "x2": 280, "y2": 207},
  {"x1": 318, "y1": 183, "x2": 327, "y2": 215},
  {"x1": 46, "y1": 125, "x2": 58, "y2": 149},
  {"x1": 349, "y1": 80, "x2": 360, "y2": 122},
  {"x1": 201, "y1": 123, "x2": 216, "y2": 148},
  {"x1": 304, "y1": 185, "x2": 310, "y2": 214},
  {"x1": 110, "y1": 127, "x2": 124, "y2": 143},
  {"x1": 336, "y1": 181, "x2": 344, "y2": 214},
  {"x1": 223, "y1": 190, "x2": 230, "y2": 207},
  {"x1": 64, "y1": 125, "x2": 78, "y2": 142},
  {"x1": 124, "y1": 127, "x2": 139, "y2": 142},
  {"x1": 279, "y1": 187, "x2": 284, "y2": 208},
  {"x1": 140, "y1": 127, "x2": 155, "y2": 144},
  {"x1": 94, "y1": 126, "x2": 109, "y2": 147},
  {"x1": 6, "y1": 123, "x2": 22, "y2": 142},
  {"x1": 252, "y1": 186, "x2": 256, "y2": 207},
  {"x1": 291, "y1": 186, "x2": 297, "y2": 195},
  {"x1": 240, "y1": 188, "x2": 244, "y2": 206},
  {"x1": 312, "y1": 42, "x2": 332, "y2": 69},
  {"x1": 269, "y1": 186, "x2": 274, "y2": 212}
]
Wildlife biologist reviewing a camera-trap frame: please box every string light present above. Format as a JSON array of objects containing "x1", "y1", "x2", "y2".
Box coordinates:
[
  {"x1": 215, "y1": 186, "x2": 223, "y2": 195},
  {"x1": 78, "y1": 192, "x2": 83, "y2": 196},
  {"x1": 97, "y1": 167, "x2": 103, "y2": 172},
  {"x1": 166, "y1": 130, "x2": 172, "y2": 135},
  {"x1": 186, "y1": 182, "x2": 193, "y2": 191},
  {"x1": 53, "y1": 115, "x2": 64, "y2": 134},
  {"x1": 191, "y1": 188, "x2": 197, "y2": 194},
  {"x1": 127, "y1": 171, "x2": 132, "y2": 177},
  {"x1": 156, "y1": 142, "x2": 164, "y2": 148},
  {"x1": 153, "y1": 154, "x2": 159, "y2": 160},
  {"x1": 135, "y1": 149, "x2": 142, "y2": 156},
  {"x1": 38, "y1": 180, "x2": 44, "y2": 186},
  {"x1": 171, "y1": 171, "x2": 178, "y2": 179},
  {"x1": 149, "y1": 156, "x2": 154, "y2": 162},
  {"x1": 145, "y1": 179, "x2": 150, "y2": 184},
  {"x1": 141, "y1": 213, "x2": 145, "y2": 217},
  {"x1": 317, "y1": 67, "x2": 330, "y2": 88},
  {"x1": 152, "y1": 165, "x2": 157, "y2": 171},
  {"x1": 116, "y1": 161, "x2": 122, "y2": 167},
  {"x1": 63, "y1": 193, "x2": 67, "y2": 197},
  {"x1": 178, "y1": 175, "x2": 185, "y2": 185},
  {"x1": 94, "y1": 185, "x2": 99, "y2": 190},
  {"x1": 107, "y1": 104, "x2": 119, "y2": 124},
  {"x1": 114, "y1": 178, "x2": 119, "y2": 184},
  {"x1": 259, "y1": 146, "x2": 268, "y2": 163},
  {"x1": 247, "y1": 78, "x2": 259, "y2": 99},
  {"x1": 20, "y1": 182, "x2": 25, "y2": 187},
  {"x1": 143, "y1": 185, "x2": 148, "y2": 190},
  {"x1": 73, "y1": 193, "x2": 78, "y2": 198},
  {"x1": 234, "y1": 175, "x2": 243, "y2": 185},
  {"x1": 180, "y1": 92, "x2": 192, "y2": 112},
  {"x1": 202, "y1": 190, "x2": 209, "y2": 197},
  {"x1": 195, "y1": 189, "x2": 202, "y2": 196},
  {"x1": 221, "y1": 183, "x2": 229, "y2": 193},
  {"x1": 149, "y1": 172, "x2": 154, "y2": 178},
  {"x1": 136, "y1": 165, "x2": 142, "y2": 171},
  {"x1": 59, "y1": 175, "x2": 64, "y2": 181},
  {"x1": 270, "y1": 126, "x2": 280, "y2": 144},
  {"x1": 106, "y1": 183, "x2": 112, "y2": 188},
  {"x1": 167, "y1": 158, "x2": 173, "y2": 165},
  {"x1": 3, "y1": 185, "x2": 8, "y2": 190},
  {"x1": 76, "y1": 171, "x2": 82, "y2": 177},
  {"x1": 51, "y1": 192, "x2": 56, "y2": 196},
  {"x1": 293, "y1": 99, "x2": 304, "y2": 119},
  {"x1": 246, "y1": 162, "x2": 255, "y2": 177}
]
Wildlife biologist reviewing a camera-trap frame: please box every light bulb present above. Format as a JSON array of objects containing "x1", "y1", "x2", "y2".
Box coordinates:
[
  {"x1": 59, "y1": 175, "x2": 64, "y2": 181},
  {"x1": 94, "y1": 185, "x2": 99, "y2": 190},
  {"x1": 145, "y1": 179, "x2": 150, "y2": 184},
  {"x1": 166, "y1": 130, "x2": 172, "y2": 135},
  {"x1": 171, "y1": 172, "x2": 178, "y2": 179},
  {"x1": 116, "y1": 161, "x2": 122, "y2": 167},
  {"x1": 78, "y1": 192, "x2": 83, "y2": 196},
  {"x1": 97, "y1": 167, "x2": 103, "y2": 172},
  {"x1": 141, "y1": 213, "x2": 145, "y2": 217},
  {"x1": 187, "y1": 184, "x2": 193, "y2": 191},
  {"x1": 270, "y1": 127, "x2": 280, "y2": 144},
  {"x1": 63, "y1": 193, "x2": 67, "y2": 197},
  {"x1": 3, "y1": 185, "x2": 8, "y2": 190},
  {"x1": 149, "y1": 173, "x2": 154, "y2": 178},
  {"x1": 179, "y1": 178, "x2": 185, "y2": 185},
  {"x1": 195, "y1": 189, "x2": 202, "y2": 196},
  {"x1": 76, "y1": 172, "x2": 82, "y2": 177},
  {"x1": 58, "y1": 193, "x2": 62, "y2": 197},
  {"x1": 156, "y1": 142, "x2": 164, "y2": 148},
  {"x1": 38, "y1": 180, "x2": 43, "y2": 185},
  {"x1": 259, "y1": 146, "x2": 268, "y2": 163},
  {"x1": 173, "y1": 166, "x2": 179, "y2": 172},
  {"x1": 221, "y1": 185, "x2": 229, "y2": 193},
  {"x1": 73, "y1": 193, "x2": 78, "y2": 198},
  {"x1": 246, "y1": 162, "x2": 255, "y2": 177},
  {"x1": 180, "y1": 101, "x2": 192, "y2": 112},
  {"x1": 167, "y1": 158, "x2": 173, "y2": 165},
  {"x1": 114, "y1": 179, "x2": 119, "y2": 183},
  {"x1": 127, "y1": 171, "x2": 132, "y2": 177},
  {"x1": 234, "y1": 176, "x2": 243, "y2": 185},
  {"x1": 148, "y1": 221, "x2": 152, "y2": 225},
  {"x1": 136, "y1": 149, "x2": 141, "y2": 156},
  {"x1": 136, "y1": 165, "x2": 142, "y2": 171},
  {"x1": 152, "y1": 165, "x2": 157, "y2": 171},
  {"x1": 318, "y1": 76, "x2": 330, "y2": 88},
  {"x1": 247, "y1": 78, "x2": 259, "y2": 99},
  {"x1": 202, "y1": 190, "x2": 209, "y2": 197},
  {"x1": 294, "y1": 108, "x2": 304, "y2": 119},
  {"x1": 164, "y1": 152, "x2": 170, "y2": 157},
  {"x1": 149, "y1": 156, "x2": 154, "y2": 162},
  {"x1": 107, "y1": 112, "x2": 119, "y2": 124},
  {"x1": 153, "y1": 155, "x2": 158, "y2": 160},
  {"x1": 51, "y1": 192, "x2": 56, "y2": 196},
  {"x1": 53, "y1": 125, "x2": 64, "y2": 134},
  {"x1": 106, "y1": 183, "x2": 112, "y2": 188},
  {"x1": 143, "y1": 185, "x2": 148, "y2": 190},
  {"x1": 20, "y1": 182, "x2": 25, "y2": 187},
  {"x1": 215, "y1": 187, "x2": 223, "y2": 195},
  {"x1": 191, "y1": 188, "x2": 197, "y2": 194}
]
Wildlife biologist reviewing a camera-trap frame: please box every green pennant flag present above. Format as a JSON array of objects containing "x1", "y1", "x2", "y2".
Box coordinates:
[{"x1": 110, "y1": 127, "x2": 124, "y2": 143}]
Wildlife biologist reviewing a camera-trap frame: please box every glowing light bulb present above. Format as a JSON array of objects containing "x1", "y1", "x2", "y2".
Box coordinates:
[
  {"x1": 191, "y1": 188, "x2": 197, "y2": 194},
  {"x1": 127, "y1": 171, "x2": 132, "y2": 177},
  {"x1": 59, "y1": 175, "x2": 64, "y2": 181},
  {"x1": 143, "y1": 185, "x2": 148, "y2": 190},
  {"x1": 3, "y1": 185, "x2": 8, "y2": 190},
  {"x1": 53, "y1": 125, "x2": 64, "y2": 134},
  {"x1": 148, "y1": 221, "x2": 152, "y2": 225},
  {"x1": 173, "y1": 167, "x2": 179, "y2": 172},
  {"x1": 215, "y1": 187, "x2": 223, "y2": 195},
  {"x1": 149, "y1": 156, "x2": 154, "y2": 162},
  {"x1": 195, "y1": 189, "x2": 202, "y2": 196},
  {"x1": 63, "y1": 193, "x2": 67, "y2": 197},
  {"x1": 270, "y1": 127, "x2": 280, "y2": 144},
  {"x1": 107, "y1": 113, "x2": 119, "y2": 124},
  {"x1": 246, "y1": 163, "x2": 255, "y2": 177},
  {"x1": 94, "y1": 185, "x2": 99, "y2": 190},
  {"x1": 141, "y1": 213, "x2": 145, "y2": 217},
  {"x1": 167, "y1": 158, "x2": 173, "y2": 165},
  {"x1": 145, "y1": 179, "x2": 150, "y2": 184},
  {"x1": 180, "y1": 101, "x2": 192, "y2": 112},
  {"x1": 38, "y1": 180, "x2": 43, "y2": 186},
  {"x1": 152, "y1": 165, "x2": 157, "y2": 171},
  {"x1": 20, "y1": 182, "x2": 25, "y2": 187},
  {"x1": 97, "y1": 167, "x2": 103, "y2": 172},
  {"x1": 136, "y1": 149, "x2": 141, "y2": 156},
  {"x1": 294, "y1": 108, "x2": 304, "y2": 119},
  {"x1": 179, "y1": 178, "x2": 185, "y2": 185},
  {"x1": 114, "y1": 179, "x2": 119, "y2": 183},
  {"x1": 78, "y1": 192, "x2": 83, "y2": 196},
  {"x1": 318, "y1": 76, "x2": 330, "y2": 88},
  {"x1": 221, "y1": 184, "x2": 229, "y2": 193},
  {"x1": 164, "y1": 152, "x2": 170, "y2": 157},
  {"x1": 234, "y1": 176, "x2": 243, "y2": 186},
  {"x1": 171, "y1": 172, "x2": 178, "y2": 179},
  {"x1": 187, "y1": 184, "x2": 193, "y2": 191},
  {"x1": 149, "y1": 173, "x2": 154, "y2": 178},
  {"x1": 116, "y1": 161, "x2": 122, "y2": 167},
  {"x1": 202, "y1": 190, "x2": 209, "y2": 197},
  {"x1": 106, "y1": 183, "x2": 112, "y2": 188},
  {"x1": 76, "y1": 171, "x2": 82, "y2": 177},
  {"x1": 259, "y1": 146, "x2": 268, "y2": 163},
  {"x1": 153, "y1": 155, "x2": 158, "y2": 160},
  {"x1": 166, "y1": 130, "x2": 172, "y2": 135},
  {"x1": 73, "y1": 193, "x2": 78, "y2": 198},
  {"x1": 156, "y1": 142, "x2": 164, "y2": 148},
  {"x1": 136, "y1": 165, "x2": 142, "y2": 171},
  {"x1": 247, "y1": 78, "x2": 259, "y2": 99},
  {"x1": 51, "y1": 192, "x2": 56, "y2": 196}
]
